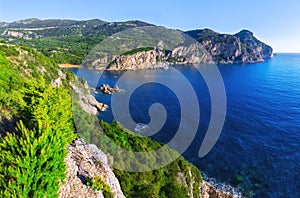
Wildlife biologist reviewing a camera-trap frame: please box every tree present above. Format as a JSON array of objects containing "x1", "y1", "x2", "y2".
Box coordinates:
[{"x1": 0, "y1": 77, "x2": 77, "y2": 197}]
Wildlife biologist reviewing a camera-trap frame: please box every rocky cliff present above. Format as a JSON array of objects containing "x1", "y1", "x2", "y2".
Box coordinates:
[
  {"x1": 59, "y1": 139, "x2": 125, "y2": 198},
  {"x1": 104, "y1": 45, "x2": 213, "y2": 71},
  {"x1": 186, "y1": 29, "x2": 273, "y2": 64},
  {"x1": 59, "y1": 139, "x2": 234, "y2": 198},
  {"x1": 92, "y1": 29, "x2": 273, "y2": 70}
]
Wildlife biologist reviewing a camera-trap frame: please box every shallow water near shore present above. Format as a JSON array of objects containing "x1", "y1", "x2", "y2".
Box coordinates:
[{"x1": 70, "y1": 53, "x2": 300, "y2": 197}]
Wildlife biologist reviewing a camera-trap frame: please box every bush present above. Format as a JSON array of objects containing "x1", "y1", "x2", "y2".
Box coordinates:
[
  {"x1": 97, "y1": 121, "x2": 203, "y2": 198},
  {"x1": 0, "y1": 78, "x2": 77, "y2": 197},
  {"x1": 86, "y1": 176, "x2": 113, "y2": 198}
]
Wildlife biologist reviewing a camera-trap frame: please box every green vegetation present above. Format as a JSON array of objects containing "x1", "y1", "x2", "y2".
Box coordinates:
[
  {"x1": 0, "y1": 45, "x2": 77, "y2": 197},
  {"x1": 0, "y1": 19, "x2": 153, "y2": 65},
  {"x1": 99, "y1": 121, "x2": 202, "y2": 198},
  {"x1": 0, "y1": 48, "x2": 23, "y2": 117},
  {"x1": 71, "y1": 87, "x2": 204, "y2": 197},
  {"x1": 19, "y1": 35, "x2": 105, "y2": 64},
  {"x1": 86, "y1": 176, "x2": 113, "y2": 198},
  {"x1": 121, "y1": 47, "x2": 155, "y2": 55},
  {"x1": 0, "y1": 45, "x2": 59, "y2": 118},
  {"x1": 0, "y1": 44, "x2": 204, "y2": 197}
]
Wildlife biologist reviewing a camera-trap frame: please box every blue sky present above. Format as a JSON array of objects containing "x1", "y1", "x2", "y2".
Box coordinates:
[{"x1": 0, "y1": 0, "x2": 299, "y2": 52}]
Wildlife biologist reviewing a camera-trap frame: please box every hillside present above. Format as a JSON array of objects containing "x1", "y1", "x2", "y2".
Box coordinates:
[
  {"x1": 0, "y1": 44, "x2": 233, "y2": 197},
  {"x1": 0, "y1": 19, "x2": 154, "y2": 64},
  {"x1": 185, "y1": 29, "x2": 273, "y2": 64},
  {"x1": 0, "y1": 18, "x2": 272, "y2": 66}
]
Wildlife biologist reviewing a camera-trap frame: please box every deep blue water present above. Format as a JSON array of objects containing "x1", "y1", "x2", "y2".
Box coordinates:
[{"x1": 70, "y1": 54, "x2": 300, "y2": 197}]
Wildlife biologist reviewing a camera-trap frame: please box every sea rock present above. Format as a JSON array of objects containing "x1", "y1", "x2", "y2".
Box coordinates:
[
  {"x1": 96, "y1": 102, "x2": 108, "y2": 112},
  {"x1": 99, "y1": 84, "x2": 123, "y2": 94},
  {"x1": 59, "y1": 139, "x2": 125, "y2": 198}
]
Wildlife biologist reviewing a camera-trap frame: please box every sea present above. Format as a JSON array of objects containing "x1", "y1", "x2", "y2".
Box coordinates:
[{"x1": 70, "y1": 53, "x2": 300, "y2": 197}]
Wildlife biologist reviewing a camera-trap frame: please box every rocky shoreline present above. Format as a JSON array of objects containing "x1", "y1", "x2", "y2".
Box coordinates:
[
  {"x1": 60, "y1": 139, "x2": 236, "y2": 198},
  {"x1": 70, "y1": 80, "x2": 108, "y2": 115},
  {"x1": 70, "y1": 77, "x2": 236, "y2": 198}
]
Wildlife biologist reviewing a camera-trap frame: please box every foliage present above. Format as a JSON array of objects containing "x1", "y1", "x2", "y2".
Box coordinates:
[
  {"x1": 0, "y1": 45, "x2": 19, "y2": 56},
  {"x1": 1, "y1": 19, "x2": 153, "y2": 65},
  {"x1": 0, "y1": 78, "x2": 77, "y2": 197},
  {"x1": 86, "y1": 176, "x2": 113, "y2": 198},
  {"x1": 121, "y1": 47, "x2": 154, "y2": 55},
  {"x1": 0, "y1": 43, "x2": 205, "y2": 197},
  {"x1": 0, "y1": 45, "x2": 60, "y2": 117},
  {"x1": 97, "y1": 121, "x2": 203, "y2": 198},
  {"x1": 0, "y1": 44, "x2": 77, "y2": 197},
  {"x1": 0, "y1": 52, "x2": 22, "y2": 116}
]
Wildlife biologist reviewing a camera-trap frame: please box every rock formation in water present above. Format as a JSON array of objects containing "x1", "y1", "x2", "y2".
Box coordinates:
[{"x1": 99, "y1": 84, "x2": 123, "y2": 94}]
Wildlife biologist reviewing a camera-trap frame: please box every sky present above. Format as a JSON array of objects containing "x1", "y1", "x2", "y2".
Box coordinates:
[{"x1": 0, "y1": 0, "x2": 300, "y2": 52}]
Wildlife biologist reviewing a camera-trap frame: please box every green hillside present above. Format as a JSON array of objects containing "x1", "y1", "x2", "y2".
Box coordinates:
[{"x1": 0, "y1": 44, "x2": 205, "y2": 197}]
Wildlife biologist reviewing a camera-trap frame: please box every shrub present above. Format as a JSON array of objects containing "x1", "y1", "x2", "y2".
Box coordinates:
[
  {"x1": 0, "y1": 77, "x2": 77, "y2": 197},
  {"x1": 86, "y1": 176, "x2": 113, "y2": 198}
]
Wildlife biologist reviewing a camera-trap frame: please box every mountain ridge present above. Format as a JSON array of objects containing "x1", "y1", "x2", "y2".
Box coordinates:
[{"x1": 0, "y1": 18, "x2": 273, "y2": 66}]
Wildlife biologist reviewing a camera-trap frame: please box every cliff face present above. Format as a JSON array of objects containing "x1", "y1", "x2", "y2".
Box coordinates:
[
  {"x1": 59, "y1": 139, "x2": 125, "y2": 198},
  {"x1": 95, "y1": 29, "x2": 273, "y2": 70},
  {"x1": 59, "y1": 140, "x2": 234, "y2": 198},
  {"x1": 186, "y1": 29, "x2": 273, "y2": 64},
  {"x1": 106, "y1": 44, "x2": 213, "y2": 71},
  {"x1": 234, "y1": 30, "x2": 273, "y2": 60}
]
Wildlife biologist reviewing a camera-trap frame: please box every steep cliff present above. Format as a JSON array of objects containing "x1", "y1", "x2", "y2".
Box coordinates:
[
  {"x1": 105, "y1": 45, "x2": 213, "y2": 71},
  {"x1": 186, "y1": 29, "x2": 273, "y2": 64},
  {"x1": 59, "y1": 139, "x2": 125, "y2": 198},
  {"x1": 92, "y1": 29, "x2": 273, "y2": 70}
]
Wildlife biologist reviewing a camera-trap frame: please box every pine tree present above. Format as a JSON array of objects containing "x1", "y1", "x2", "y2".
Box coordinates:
[{"x1": 0, "y1": 77, "x2": 77, "y2": 197}]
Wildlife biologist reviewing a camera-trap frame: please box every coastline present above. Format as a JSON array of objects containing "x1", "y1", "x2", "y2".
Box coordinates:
[
  {"x1": 77, "y1": 75, "x2": 237, "y2": 198},
  {"x1": 59, "y1": 63, "x2": 81, "y2": 68}
]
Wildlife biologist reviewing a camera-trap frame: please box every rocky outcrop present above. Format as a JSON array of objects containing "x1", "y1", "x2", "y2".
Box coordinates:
[
  {"x1": 106, "y1": 45, "x2": 213, "y2": 71},
  {"x1": 59, "y1": 139, "x2": 234, "y2": 198},
  {"x1": 186, "y1": 29, "x2": 273, "y2": 64},
  {"x1": 51, "y1": 69, "x2": 66, "y2": 87},
  {"x1": 99, "y1": 84, "x2": 123, "y2": 94},
  {"x1": 234, "y1": 30, "x2": 273, "y2": 60},
  {"x1": 59, "y1": 139, "x2": 125, "y2": 198},
  {"x1": 91, "y1": 28, "x2": 272, "y2": 70},
  {"x1": 200, "y1": 181, "x2": 235, "y2": 198},
  {"x1": 0, "y1": 22, "x2": 8, "y2": 28},
  {"x1": 107, "y1": 48, "x2": 166, "y2": 70},
  {"x1": 70, "y1": 80, "x2": 108, "y2": 115}
]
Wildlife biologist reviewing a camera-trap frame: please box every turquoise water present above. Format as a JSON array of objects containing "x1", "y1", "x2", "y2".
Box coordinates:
[{"x1": 71, "y1": 53, "x2": 300, "y2": 197}]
